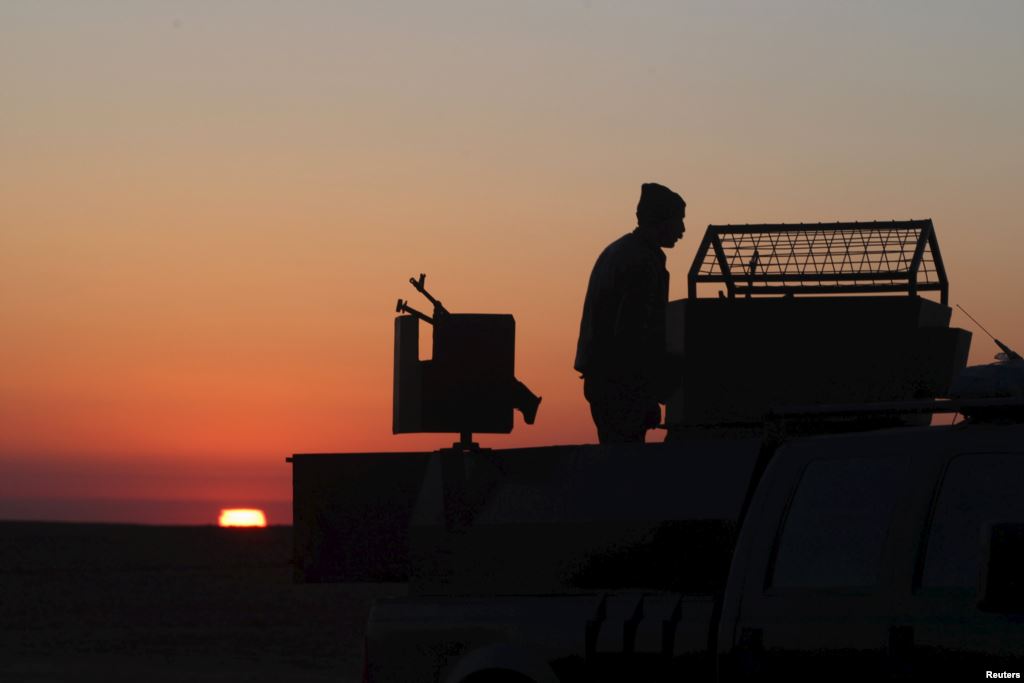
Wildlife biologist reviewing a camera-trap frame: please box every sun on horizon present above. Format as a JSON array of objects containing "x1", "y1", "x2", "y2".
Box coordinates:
[{"x1": 218, "y1": 508, "x2": 268, "y2": 528}]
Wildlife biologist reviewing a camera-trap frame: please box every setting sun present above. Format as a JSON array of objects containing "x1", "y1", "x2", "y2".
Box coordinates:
[{"x1": 218, "y1": 509, "x2": 268, "y2": 528}]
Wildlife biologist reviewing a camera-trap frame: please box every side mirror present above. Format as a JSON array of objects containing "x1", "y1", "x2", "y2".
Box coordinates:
[{"x1": 978, "y1": 522, "x2": 1024, "y2": 613}]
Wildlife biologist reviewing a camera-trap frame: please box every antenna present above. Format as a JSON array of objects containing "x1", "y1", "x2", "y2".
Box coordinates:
[{"x1": 956, "y1": 304, "x2": 1022, "y2": 361}]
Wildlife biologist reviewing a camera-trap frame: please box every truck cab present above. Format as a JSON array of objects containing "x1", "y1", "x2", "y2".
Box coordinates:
[{"x1": 721, "y1": 418, "x2": 1024, "y2": 682}]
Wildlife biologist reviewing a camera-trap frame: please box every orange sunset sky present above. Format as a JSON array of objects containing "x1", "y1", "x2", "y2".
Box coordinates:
[{"x1": 2, "y1": 2, "x2": 1022, "y2": 525}]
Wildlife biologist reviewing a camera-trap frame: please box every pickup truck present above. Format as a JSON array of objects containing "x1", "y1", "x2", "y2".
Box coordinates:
[
  {"x1": 290, "y1": 399, "x2": 1024, "y2": 683},
  {"x1": 289, "y1": 222, "x2": 1023, "y2": 681}
]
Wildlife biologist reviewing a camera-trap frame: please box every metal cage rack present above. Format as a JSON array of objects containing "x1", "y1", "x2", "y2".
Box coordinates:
[{"x1": 687, "y1": 219, "x2": 948, "y2": 303}]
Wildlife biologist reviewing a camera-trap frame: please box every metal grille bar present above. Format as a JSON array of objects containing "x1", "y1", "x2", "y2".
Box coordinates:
[{"x1": 686, "y1": 220, "x2": 948, "y2": 303}]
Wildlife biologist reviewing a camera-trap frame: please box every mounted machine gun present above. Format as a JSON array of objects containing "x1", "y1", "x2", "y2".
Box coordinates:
[{"x1": 393, "y1": 274, "x2": 540, "y2": 450}]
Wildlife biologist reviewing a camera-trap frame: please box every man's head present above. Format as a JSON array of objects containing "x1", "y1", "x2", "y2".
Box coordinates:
[{"x1": 636, "y1": 182, "x2": 686, "y2": 248}]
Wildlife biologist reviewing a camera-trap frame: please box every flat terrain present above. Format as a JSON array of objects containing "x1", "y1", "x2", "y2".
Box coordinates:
[{"x1": 0, "y1": 522, "x2": 403, "y2": 682}]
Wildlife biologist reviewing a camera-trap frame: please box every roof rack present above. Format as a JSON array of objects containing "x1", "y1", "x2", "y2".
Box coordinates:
[{"x1": 687, "y1": 220, "x2": 948, "y2": 304}]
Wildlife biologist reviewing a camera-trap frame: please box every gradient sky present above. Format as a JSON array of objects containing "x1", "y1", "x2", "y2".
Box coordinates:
[{"x1": 2, "y1": 2, "x2": 1022, "y2": 524}]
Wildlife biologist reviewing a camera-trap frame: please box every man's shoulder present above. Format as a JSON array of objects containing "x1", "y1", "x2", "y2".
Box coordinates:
[
  {"x1": 597, "y1": 231, "x2": 664, "y2": 268},
  {"x1": 597, "y1": 231, "x2": 632, "y2": 250}
]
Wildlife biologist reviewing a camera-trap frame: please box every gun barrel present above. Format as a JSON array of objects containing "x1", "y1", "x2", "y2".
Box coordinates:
[{"x1": 409, "y1": 273, "x2": 449, "y2": 315}]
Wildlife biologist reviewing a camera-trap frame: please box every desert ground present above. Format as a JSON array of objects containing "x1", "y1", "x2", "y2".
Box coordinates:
[{"x1": 0, "y1": 521, "x2": 402, "y2": 682}]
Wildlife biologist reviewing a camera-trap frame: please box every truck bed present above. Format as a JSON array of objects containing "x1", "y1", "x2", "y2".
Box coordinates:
[{"x1": 290, "y1": 438, "x2": 761, "y2": 594}]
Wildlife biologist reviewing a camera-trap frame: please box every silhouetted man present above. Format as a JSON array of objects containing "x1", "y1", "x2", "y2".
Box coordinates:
[{"x1": 574, "y1": 182, "x2": 685, "y2": 443}]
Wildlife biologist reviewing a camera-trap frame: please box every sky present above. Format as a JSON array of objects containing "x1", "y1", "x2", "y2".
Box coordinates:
[{"x1": 2, "y1": 1, "x2": 1022, "y2": 525}]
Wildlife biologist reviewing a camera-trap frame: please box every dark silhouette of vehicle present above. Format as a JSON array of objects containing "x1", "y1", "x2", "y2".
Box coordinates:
[{"x1": 288, "y1": 221, "x2": 1024, "y2": 682}]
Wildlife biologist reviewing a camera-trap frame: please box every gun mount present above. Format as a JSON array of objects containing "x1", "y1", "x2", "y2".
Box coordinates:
[{"x1": 393, "y1": 274, "x2": 539, "y2": 449}]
